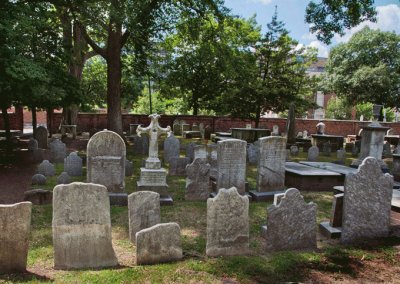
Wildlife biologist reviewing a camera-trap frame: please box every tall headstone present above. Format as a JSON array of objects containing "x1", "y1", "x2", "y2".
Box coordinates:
[
  {"x1": 0, "y1": 202, "x2": 32, "y2": 273},
  {"x1": 206, "y1": 187, "x2": 249, "y2": 257},
  {"x1": 285, "y1": 103, "x2": 296, "y2": 145},
  {"x1": 341, "y1": 157, "x2": 393, "y2": 244},
  {"x1": 128, "y1": 191, "x2": 160, "y2": 242},
  {"x1": 163, "y1": 134, "x2": 180, "y2": 164},
  {"x1": 204, "y1": 125, "x2": 212, "y2": 140},
  {"x1": 49, "y1": 139, "x2": 66, "y2": 163},
  {"x1": 256, "y1": 137, "x2": 286, "y2": 192},
  {"x1": 199, "y1": 123, "x2": 205, "y2": 139},
  {"x1": 336, "y1": 149, "x2": 346, "y2": 164},
  {"x1": 217, "y1": 139, "x2": 247, "y2": 194},
  {"x1": 87, "y1": 130, "x2": 126, "y2": 192},
  {"x1": 264, "y1": 188, "x2": 316, "y2": 252},
  {"x1": 64, "y1": 152, "x2": 83, "y2": 176},
  {"x1": 185, "y1": 158, "x2": 211, "y2": 201},
  {"x1": 52, "y1": 182, "x2": 118, "y2": 269},
  {"x1": 34, "y1": 126, "x2": 48, "y2": 149},
  {"x1": 307, "y1": 146, "x2": 319, "y2": 161},
  {"x1": 37, "y1": 160, "x2": 55, "y2": 177}
]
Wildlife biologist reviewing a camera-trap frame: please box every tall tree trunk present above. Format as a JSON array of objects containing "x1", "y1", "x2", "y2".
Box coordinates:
[
  {"x1": 31, "y1": 106, "x2": 37, "y2": 130},
  {"x1": 47, "y1": 108, "x2": 53, "y2": 137},
  {"x1": 1, "y1": 106, "x2": 11, "y2": 143}
]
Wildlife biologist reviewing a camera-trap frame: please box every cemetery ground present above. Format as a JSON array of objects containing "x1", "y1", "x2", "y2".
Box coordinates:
[{"x1": 1, "y1": 137, "x2": 400, "y2": 283}]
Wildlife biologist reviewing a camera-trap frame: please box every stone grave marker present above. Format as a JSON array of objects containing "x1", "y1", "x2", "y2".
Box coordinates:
[
  {"x1": 50, "y1": 139, "x2": 66, "y2": 163},
  {"x1": 125, "y1": 160, "x2": 133, "y2": 176},
  {"x1": 34, "y1": 126, "x2": 48, "y2": 149},
  {"x1": 133, "y1": 135, "x2": 149, "y2": 155},
  {"x1": 64, "y1": 152, "x2": 82, "y2": 176},
  {"x1": 169, "y1": 157, "x2": 190, "y2": 176},
  {"x1": 37, "y1": 160, "x2": 55, "y2": 177},
  {"x1": 164, "y1": 134, "x2": 180, "y2": 164},
  {"x1": 57, "y1": 172, "x2": 71, "y2": 185},
  {"x1": 271, "y1": 125, "x2": 279, "y2": 136},
  {"x1": 341, "y1": 157, "x2": 393, "y2": 244},
  {"x1": 28, "y1": 138, "x2": 38, "y2": 151},
  {"x1": 136, "y1": 223, "x2": 182, "y2": 265},
  {"x1": 382, "y1": 141, "x2": 392, "y2": 158},
  {"x1": 307, "y1": 146, "x2": 319, "y2": 161},
  {"x1": 207, "y1": 143, "x2": 218, "y2": 180},
  {"x1": 393, "y1": 154, "x2": 400, "y2": 182},
  {"x1": 263, "y1": 188, "x2": 316, "y2": 252},
  {"x1": 32, "y1": 173, "x2": 47, "y2": 185},
  {"x1": 199, "y1": 123, "x2": 205, "y2": 139},
  {"x1": 128, "y1": 191, "x2": 160, "y2": 242},
  {"x1": 336, "y1": 149, "x2": 345, "y2": 164},
  {"x1": 319, "y1": 193, "x2": 343, "y2": 238},
  {"x1": 217, "y1": 139, "x2": 246, "y2": 194},
  {"x1": 24, "y1": 189, "x2": 52, "y2": 205},
  {"x1": 185, "y1": 142, "x2": 196, "y2": 162},
  {"x1": 173, "y1": 119, "x2": 181, "y2": 136},
  {"x1": 290, "y1": 145, "x2": 299, "y2": 156},
  {"x1": 247, "y1": 142, "x2": 259, "y2": 165},
  {"x1": 185, "y1": 158, "x2": 211, "y2": 201},
  {"x1": 192, "y1": 123, "x2": 200, "y2": 131},
  {"x1": 206, "y1": 187, "x2": 249, "y2": 257},
  {"x1": 0, "y1": 202, "x2": 32, "y2": 273},
  {"x1": 322, "y1": 142, "x2": 331, "y2": 156},
  {"x1": 87, "y1": 130, "x2": 126, "y2": 192},
  {"x1": 204, "y1": 125, "x2": 212, "y2": 140},
  {"x1": 52, "y1": 182, "x2": 118, "y2": 269},
  {"x1": 194, "y1": 145, "x2": 207, "y2": 161}
]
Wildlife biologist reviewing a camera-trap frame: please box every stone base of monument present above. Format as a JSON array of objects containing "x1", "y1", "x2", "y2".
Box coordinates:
[
  {"x1": 319, "y1": 221, "x2": 342, "y2": 239},
  {"x1": 109, "y1": 193, "x2": 128, "y2": 206},
  {"x1": 249, "y1": 190, "x2": 284, "y2": 202}
]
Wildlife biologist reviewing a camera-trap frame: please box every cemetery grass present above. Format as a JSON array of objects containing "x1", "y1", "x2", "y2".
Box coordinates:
[{"x1": 1, "y1": 139, "x2": 400, "y2": 283}]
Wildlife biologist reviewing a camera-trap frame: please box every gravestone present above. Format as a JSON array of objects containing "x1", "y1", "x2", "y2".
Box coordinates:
[
  {"x1": 37, "y1": 160, "x2": 55, "y2": 177},
  {"x1": 247, "y1": 143, "x2": 259, "y2": 165},
  {"x1": 290, "y1": 145, "x2": 299, "y2": 156},
  {"x1": 217, "y1": 139, "x2": 247, "y2": 194},
  {"x1": 256, "y1": 137, "x2": 286, "y2": 192},
  {"x1": 319, "y1": 193, "x2": 344, "y2": 239},
  {"x1": 207, "y1": 143, "x2": 218, "y2": 179},
  {"x1": 352, "y1": 143, "x2": 360, "y2": 157},
  {"x1": 307, "y1": 146, "x2": 319, "y2": 161},
  {"x1": 52, "y1": 182, "x2": 118, "y2": 269},
  {"x1": 64, "y1": 152, "x2": 83, "y2": 176},
  {"x1": 194, "y1": 145, "x2": 207, "y2": 161},
  {"x1": 185, "y1": 158, "x2": 211, "y2": 201},
  {"x1": 336, "y1": 149, "x2": 345, "y2": 164},
  {"x1": 28, "y1": 138, "x2": 38, "y2": 151},
  {"x1": 34, "y1": 126, "x2": 48, "y2": 149},
  {"x1": 206, "y1": 187, "x2": 249, "y2": 257},
  {"x1": 181, "y1": 123, "x2": 190, "y2": 134},
  {"x1": 87, "y1": 130, "x2": 126, "y2": 193},
  {"x1": 341, "y1": 157, "x2": 393, "y2": 244},
  {"x1": 297, "y1": 131, "x2": 303, "y2": 138},
  {"x1": 173, "y1": 119, "x2": 181, "y2": 136},
  {"x1": 164, "y1": 134, "x2": 180, "y2": 164},
  {"x1": 133, "y1": 134, "x2": 149, "y2": 155},
  {"x1": 57, "y1": 172, "x2": 71, "y2": 185},
  {"x1": 185, "y1": 142, "x2": 196, "y2": 162},
  {"x1": 204, "y1": 125, "x2": 212, "y2": 140},
  {"x1": 199, "y1": 123, "x2": 205, "y2": 139},
  {"x1": 24, "y1": 189, "x2": 52, "y2": 205},
  {"x1": 125, "y1": 160, "x2": 133, "y2": 176},
  {"x1": 169, "y1": 157, "x2": 190, "y2": 176},
  {"x1": 128, "y1": 191, "x2": 160, "y2": 242},
  {"x1": 136, "y1": 223, "x2": 182, "y2": 265},
  {"x1": 0, "y1": 202, "x2": 32, "y2": 273},
  {"x1": 271, "y1": 125, "x2": 279, "y2": 136},
  {"x1": 393, "y1": 154, "x2": 400, "y2": 182},
  {"x1": 322, "y1": 142, "x2": 331, "y2": 156},
  {"x1": 32, "y1": 174, "x2": 47, "y2": 185},
  {"x1": 382, "y1": 141, "x2": 392, "y2": 158},
  {"x1": 50, "y1": 139, "x2": 66, "y2": 163},
  {"x1": 303, "y1": 130, "x2": 308, "y2": 138},
  {"x1": 33, "y1": 148, "x2": 48, "y2": 163},
  {"x1": 263, "y1": 188, "x2": 316, "y2": 252}
]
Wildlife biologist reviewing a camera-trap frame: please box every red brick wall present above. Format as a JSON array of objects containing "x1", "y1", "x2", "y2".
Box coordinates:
[
  {"x1": 0, "y1": 107, "x2": 24, "y2": 131},
  {"x1": 49, "y1": 113, "x2": 400, "y2": 136}
]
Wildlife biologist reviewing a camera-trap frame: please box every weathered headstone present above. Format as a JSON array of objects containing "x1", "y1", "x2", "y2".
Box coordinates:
[
  {"x1": 247, "y1": 143, "x2": 259, "y2": 165},
  {"x1": 24, "y1": 189, "x2": 52, "y2": 205},
  {"x1": 382, "y1": 141, "x2": 392, "y2": 158},
  {"x1": 199, "y1": 123, "x2": 205, "y2": 139},
  {"x1": 204, "y1": 125, "x2": 212, "y2": 140},
  {"x1": 341, "y1": 157, "x2": 393, "y2": 244},
  {"x1": 169, "y1": 157, "x2": 190, "y2": 176},
  {"x1": 37, "y1": 160, "x2": 55, "y2": 177},
  {"x1": 217, "y1": 139, "x2": 246, "y2": 194},
  {"x1": 336, "y1": 149, "x2": 345, "y2": 164},
  {"x1": 303, "y1": 130, "x2": 308, "y2": 138},
  {"x1": 322, "y1": 142, "x2": 331, "y2": 156},
  {"x1": 185, "y1": 142, "x2": 196, "y2": 162},
  {"x1": 32, "y1": 173, "x2": 47, "y2": 185},
  {"x1": 307, "y1": 146, "x2": 319, "y2": 161},
  {"x1": 264, "y1": 188, "x2": 316, "y2": 252},
  {"x1": 87, "y1": 130, "x2": 126, "y2": 193},
  {"x1": 207, "y1": 143, "x2": 218, "y2": 179},
  {"x1": 185, "y1": 158, "x2": 211, "y2": 201},
  {"x1": 125, "y1": 160, "x2": 133, "y2": 176},
  {"x1": 64, "y1": 152, "x2": 83, "y2": 176},
  {"x1": 28, "y1": 138, "x2": 38, "y2": 151},
  {"x1": 34, "y1": 126, "x2": 48, "y2": 149},
  {"x1": 206, "y1": 187, "x2": 249, "y2": 257},
  {"x1": 57, "y1": 172, "x2": 71, "y2": 185},
  {"x1": 133, "y1": 135, "x2": 149, "y2": 155},
  {"x1": 128, "y1": 191, "x2": 160, "y2": 242},
  {"x1": 0, "y1": 202, "x2": 32, "y2": 273},
  {"x1": 136, "y1": 223, "x2": 182, "y2": 265},
  {"x1": 50, "y1": 139, "x2": 66, "y2": 163},
  {"x1": 271, "y1": 125, "x2": 279, "y2": 136},
  {"x1": 173, "y1": 119, "x2": 181, "y2": 136},
  {"x1": 256, "y1": 137, "x2": 286, "y2": 192},
  {"x1": 194, "y1": 145, "x2": 207, "y2": 161},
  {"x1": 290, "y1": 145, "x2": 299, "y2": 156},
  {"x1": 393, "y1": 154, "x2": 400, "y2": 182},
  {"x1": 164, "y1": 134, "x2": 180, "y2": 164},
  {"x1": 52, "y1": 182, "x2": 118, "y2": 269}
]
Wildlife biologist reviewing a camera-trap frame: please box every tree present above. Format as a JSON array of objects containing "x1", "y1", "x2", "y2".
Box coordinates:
[
  {"x1": 325, "y1": 96, "x2": 352, "y2": 120},
  {"x1": 322, "y1": 27, "x2": 400, "y2": 108}
]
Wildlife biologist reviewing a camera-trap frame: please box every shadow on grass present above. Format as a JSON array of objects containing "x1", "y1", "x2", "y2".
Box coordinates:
[{"x1": 0, "y1": 270, "x2": 53, "y2": 283}]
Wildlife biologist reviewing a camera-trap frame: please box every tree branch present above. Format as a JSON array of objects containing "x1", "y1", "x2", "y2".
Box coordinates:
[
  {"x1": 121, "y1": 30, "x2": 130, "y2": 48},
  {"x1": 77, "y1": 22, "x2": 106, "y2": 58},
  {"x1": 84, "y1": 50, "x2": 98, "y2": 62}
]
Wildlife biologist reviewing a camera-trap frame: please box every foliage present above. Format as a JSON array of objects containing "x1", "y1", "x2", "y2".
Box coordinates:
[
  {"x1": 355, "y1": 102, "x2": 395, "y2": 122},
  {"x1": 325, "y1": 96, "x2": 352, "y2": 120}
]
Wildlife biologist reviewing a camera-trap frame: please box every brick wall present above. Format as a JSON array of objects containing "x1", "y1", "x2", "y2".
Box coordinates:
[
  {"x1": 0, "y1": 107, "x2": 24, "y2": 131},
  {"x1": 49, "y1": 113, "x2": 400, "y2": 136}
]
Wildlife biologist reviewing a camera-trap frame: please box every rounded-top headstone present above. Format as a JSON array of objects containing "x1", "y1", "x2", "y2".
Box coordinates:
[
  {"x1": 57, "y1": 172, "x2": 71, "y2": 185},
  {"x1": 307, "y1": 146, "x2": 319, "y2": 161},
  {"x1": 87, "y1": 130, "x2": 126, "y2": 157},
  {"x1": 28, "y1": 138, "x2": 38, "y2": 151},
  {"x1": 50, "y1": 139, "x2": 67, "y2": 163},
  {"x1": 32, "y1": 173, "x2": 47, "y2": 185},
  {"x1": 64, "y1": 152, "x2": 83, "y2": 176},
  {"x1": 34, "y1": 126, "x2": 48, "y2": 149},
  {"x1": 37, "y1": 160, "x2": 55, "y2": 177}
]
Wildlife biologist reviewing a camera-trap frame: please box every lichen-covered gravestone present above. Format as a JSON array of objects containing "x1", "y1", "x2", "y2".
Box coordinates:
[
  {"x1": 217, "y1": 139, "x2": 247, "y2": 194},
  {"x1": 57, "y1": 172, "x2": 71, "y2": 185},
  {"x1": 37, "y1": 160, "x2": 55, "y2": 177},
  {"x1": 50, "y1": 139, "x2": 66, "y2": 163},
  {"x1": 87, "y1": 130, "x2": 126, "y2": 192},
  {"x1": 64, "y1": 152, "x2": 82, "y2": 176},
  {"x1": 206, "y1": 187, "x2": 249, "y2": 257},
  {"x1": 0, "y1": 202, "x2": 32, "y2": 273},
  {"x1": 264, "y1": 188, "x2": 317, "y2": 252},
  {"x1": 34, "y1": 126, "x2": 48, "y2": 149},
  {"x1": 185, "y1": 158, "x2": 211, "y2": 201},
  {"x1": 307, "y1": 146, "x2": 319, "y2": 161},
  {"x1": 52, "y1": 182, "x2": 118, "y2": 269},
  {"x1": 136, "y1": 223, "x2": 182, "y2": 265},
  {"x1": 128, "y1": 191, "x2": 160, "y2": 242},
  {"x1": 163, "y1": 134, "x2": 180, "y2": 164},
  {"x1": 341, "y1": 157, "x2": 393, "y2": 244}
]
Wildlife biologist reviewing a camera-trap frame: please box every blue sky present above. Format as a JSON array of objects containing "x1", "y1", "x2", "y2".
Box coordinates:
[{"x1": 224, "y1": 0, "x2": 400, "y2": 57}]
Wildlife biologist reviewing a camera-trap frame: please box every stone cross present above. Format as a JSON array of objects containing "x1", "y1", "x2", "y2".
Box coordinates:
[{"x1": 137, "y1": 114, "x2": 171, "y2": 164}]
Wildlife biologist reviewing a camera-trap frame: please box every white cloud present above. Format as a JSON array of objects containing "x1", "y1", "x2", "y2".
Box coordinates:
[
  {"x1": 247, "y1": 0, "x2": 273, "y2": 5},
  {"x1": 335, "y1": 4, "x2": 400, "y2": 43},
  {"x1": 308, "y1": 40, "x2": 329, "y2": 57}
]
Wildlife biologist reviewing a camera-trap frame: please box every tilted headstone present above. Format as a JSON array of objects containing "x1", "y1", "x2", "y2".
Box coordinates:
[
  {"x1": 87, "y1": 130, "x2": 126, "y2": 193},
  {"x1": 185, "y1": 142, "x2": 196, "y2": 162},
  {"x1": 0, "y1": 202, "x2": 32, "y2": 273},
  {"x1": 37, "y1": 160, "x2": 55, "y2": 177},
  {"x1": 136, "y1": 223, "x2": 182, "y2": 265},
  {"x1": 125, "y1": 160, "x2": 133, "y2": 176},
  {"x1": 264, "y1": 188, "x2": 316, "y2": 252},
  {"x1": 307, "y1": 146, "x2": 319, "y2": 161},
  {"x1": 49, "y1": 139, "x2": 66, "y2": 163},
  {"x1": 57, "y1": 172, "x2": 71, "y2": 185},
  {"x1": 256, "y1": 137, "x2": 286, "y2": 192},
  {"x1": 32, "y1": 173, "x2": 47, "y2": 185},
  {"x1": 133, "y1": 135, "x2": 149, "y2": 155},
  {"x1": 185, "y1": 158, "x2": 211, "y2": 201},
  {"x1": 52, "y1": 182, "x2": 118, "y2": 269},
  {"x1": 330, "y1": 193, "x2": 344, "y2": 228},
  {"x1": 247, "y1": 143, "x2": 259, "y2": 165},
  {"x1": 206, "y1": 187, "x2": 249, "y2": 257},
  {"x1": 169, "y1": 157, "x2": 190, "y2": 176},
  {"x1": 341, "y1": 157, "x2": 393, "y2": 244},
  {"x1": 128, "y1": 191, "x2": 160, "y2": 242},
  {"x1": 28, "y1": 138, "x2": 38, "y2": 151},
  {"x1": 290, "y1": 145, "x2": 299, "y2": 156},
  {"x1": 34, "y1": 126, "x2": 48, "y2": 149},
  {"x1": 163, "y1": 134, "x2": 180, "y2": 164},
  {"x1": 194, "y1": 145, "x2": 207, "y2": 161},
  {"x1": 64, "y1": 152, "x2": 82, "y2": 176},
  {"x1": 217, "y1": 139, "x2": 247, "y2": 194}
]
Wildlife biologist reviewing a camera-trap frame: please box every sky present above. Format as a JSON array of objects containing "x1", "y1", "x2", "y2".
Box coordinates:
[{"x1": 224, "y1": 0, "x2": 400, "y2": 57}]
